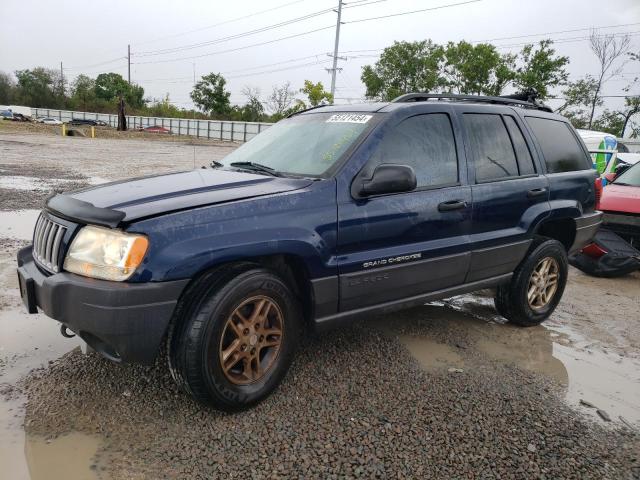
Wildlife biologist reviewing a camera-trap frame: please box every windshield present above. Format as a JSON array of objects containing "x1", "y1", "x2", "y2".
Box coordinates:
[
  {"x1": 614, "y1": 162, "x2": 640, "y2": 187},
  {"x1": 219, "y1": 112, "x2": 375, "y2": 177}
]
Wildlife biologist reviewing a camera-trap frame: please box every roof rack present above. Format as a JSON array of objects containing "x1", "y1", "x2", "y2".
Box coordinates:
[
  {"x1": 286, "y1": 102, "x2": 329, "y2": 118},
  {"x1": 391, "y1": 91, "x2": 553, "y2": 113}
]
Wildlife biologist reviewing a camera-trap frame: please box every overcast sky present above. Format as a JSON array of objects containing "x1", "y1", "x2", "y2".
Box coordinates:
[{"x1": 1, "y1": 0, "x2": 638, "y2": 112}]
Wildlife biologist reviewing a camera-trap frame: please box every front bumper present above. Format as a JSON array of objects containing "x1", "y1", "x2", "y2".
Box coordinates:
[
  {"x1": 570, "y1": 211, "x2": 603, "y2": 254},
  {"x1": 17, "y1": 246, "x2": 189, "y2": 364}
]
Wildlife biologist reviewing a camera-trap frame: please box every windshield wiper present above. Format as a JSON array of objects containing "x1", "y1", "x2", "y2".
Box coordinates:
[{"x1": 229, "y1": 161, "x2": 282, "y2": 177}]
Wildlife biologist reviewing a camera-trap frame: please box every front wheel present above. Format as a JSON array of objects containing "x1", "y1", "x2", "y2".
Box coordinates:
[
  {"x1": 169, "y1": 265, "x2": 301, "y2": 411},
  {"x1": 495, "y1": 238, "x2": 568, "y2": 326}
]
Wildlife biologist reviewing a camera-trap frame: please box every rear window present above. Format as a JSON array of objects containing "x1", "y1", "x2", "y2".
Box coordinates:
[
  {"x1": 463, "y1": 113, "x2": 519, "y2": 182},
  {"x1": 525, "y1": 117, "x2": 590, "y2": 173}
]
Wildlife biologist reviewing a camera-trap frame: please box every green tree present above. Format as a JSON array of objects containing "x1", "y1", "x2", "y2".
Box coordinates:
[
  {"x1": 300, "y1": 80, "x2": 333, "y2": 106},
  {"x1": 0, "y1": 72, "x2": 16, "y2": 104},
  {"x1": 442, "y1": 41, "x2": 514, "y2": 96},
  {"x1": 69, "y1": 74, "x2": 97, "y2": 111},
  {"x1": 240, "y1": 86, "x2": 265, "y2": 121},
  {"x1": 95, "y1": 73, "x2": 145, "y2": 109},
  {"x1": 513, "y1": 40, "x2": 569, "y2": 99},
  {"x1": 361, "y1": 40, "x2": 444, "y2": 101},
  {"x1": 555, "y1": 77, "x2": 601, "y2": 129},
  {"x1": 190, "y1": 73, "x2": 231, "y2": 116},
  {"x1": 14, "y1": 67, "x2": 63, "y2": 108},
  {"x1": 592, "y1": 97, "x2": 640, "y2": 137}
]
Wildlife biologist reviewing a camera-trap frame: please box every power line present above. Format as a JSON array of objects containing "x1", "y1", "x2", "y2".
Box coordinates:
[
  {"x1": 138, "y1": 57, "x2": 333, "y2": 84},
  {"x1": 64, "y1": 57, "x2": 125, "y2": 71},
  {"x1": 472, "y1": 22, "x2": 640, "y2": 44},
  {"x1": 227, "y1": 59, "x2": 333, "y2": 79},
  {"x1": 344, "y1": 0, "x2": 482, "y2": 24},
  {"x1": 334, "y1": 21, "x2": 640, "y2": 57},
  {"x1": 494, "y1": 31, "x2": 640, "y2": 49},
  {"x1": 134, "y1": 0, "x2": 394, "y2": 58},
  {"x1": 131, "y1": 0, "x2": 311, "y2": 47},
  {"x1": 134, "y1": 7, "x2": 334, "y2": 57},
  {"x1": 132, "y1": 25, "x2": 334, "y2": 65}
]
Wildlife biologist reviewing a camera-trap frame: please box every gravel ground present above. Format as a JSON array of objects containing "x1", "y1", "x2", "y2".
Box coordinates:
[
  {"x1": 19, "y1": 315, "x2": 640, "y2": 479},
  {"x1": 0, "y1": 130, "x2": 639, "y2": 479}
]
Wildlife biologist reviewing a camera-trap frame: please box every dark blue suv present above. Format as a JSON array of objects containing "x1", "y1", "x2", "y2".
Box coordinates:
[{"x1": 17, "y1": 93, "x2": 601, "y2": 410}]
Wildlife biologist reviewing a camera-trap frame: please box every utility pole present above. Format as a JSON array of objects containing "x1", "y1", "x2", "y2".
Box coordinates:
[
  {"x1": 127, "y1": 44, "x2": 131, "y2": 83},
  {"x1": 60, "y1": 61, "x2": 64, "y2": 96},
  {"x1": 327, "y1": 0, "x2": 345, "y2": 103}
]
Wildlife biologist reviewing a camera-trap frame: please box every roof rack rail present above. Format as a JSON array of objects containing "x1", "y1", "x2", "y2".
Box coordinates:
[
  {"x1": 391, "y1": 91, "x2": 553, "y2": 113},
  {"x1": 286, "y1": 102, "x2": 329, "y2": 118}
]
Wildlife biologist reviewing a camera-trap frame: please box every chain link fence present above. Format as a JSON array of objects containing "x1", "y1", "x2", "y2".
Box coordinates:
[{"x1": 31, "y1": 108, "x2": 273, "y2": 142}]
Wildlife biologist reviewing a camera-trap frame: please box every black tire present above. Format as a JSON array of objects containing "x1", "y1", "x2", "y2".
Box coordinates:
[
  {"x1": 495, "y1": 238, "x2": 568, "y2": 327},
  {"x1": 168, "y1": 264, "x2": 301, "y2": 411}
]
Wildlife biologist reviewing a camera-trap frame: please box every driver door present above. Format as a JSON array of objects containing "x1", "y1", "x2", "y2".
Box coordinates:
[{"x1": 336, "y1": 109, "x2": 472, "y2": 311}]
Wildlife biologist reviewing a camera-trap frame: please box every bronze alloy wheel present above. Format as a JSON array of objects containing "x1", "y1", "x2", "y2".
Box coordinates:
[
  {"x1": 527, "y1": 256, "x2": 560, "y2": 311},
  {"x1": 219, "y1": 295, "x2": 284, "y2": 385}
]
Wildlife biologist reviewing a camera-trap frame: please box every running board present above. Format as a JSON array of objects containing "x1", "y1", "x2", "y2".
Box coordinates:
[{"x1": 314, "y1": 273, "x2": 512, "y2": 329}]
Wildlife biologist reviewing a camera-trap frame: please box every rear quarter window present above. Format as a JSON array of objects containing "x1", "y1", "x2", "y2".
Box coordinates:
[{"x1": 525, "y1": 117, "x2": 591, "y2": 173}]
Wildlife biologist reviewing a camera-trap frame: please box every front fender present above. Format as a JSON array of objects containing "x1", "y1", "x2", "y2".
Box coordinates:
[{"x1": 125, "y1": 181, "x2": 337, "y2": 282}]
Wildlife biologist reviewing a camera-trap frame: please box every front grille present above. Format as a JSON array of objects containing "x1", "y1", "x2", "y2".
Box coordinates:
[{"x1": 33, "y1": 213, "x2": 67, "y2": 273}]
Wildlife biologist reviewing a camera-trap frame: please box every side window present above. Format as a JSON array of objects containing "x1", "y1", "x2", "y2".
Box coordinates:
[
  {"x1": 525, "y1": 117, "x2": 591, "y2": 173},
  {"x1": 367, "y1": 113, "x2": 458, "y2": 188},
  {"x1": 463, "y1": 114, "x2": 519, "y2": 182},
  {"x1": 504, "y1": 115, "x2": 536, "y2": 175}
]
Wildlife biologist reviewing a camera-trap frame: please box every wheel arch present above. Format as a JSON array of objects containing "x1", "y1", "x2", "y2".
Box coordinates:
[
  {"x1": 170, "y1": 252, "x2": 316, "y2": 337},
  {"x1": 533, "y1": 216, "x2": 577, "y2": 251}
]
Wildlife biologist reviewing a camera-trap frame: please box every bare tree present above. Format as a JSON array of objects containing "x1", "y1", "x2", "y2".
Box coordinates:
[
  {"x1": 241, "y1": 86, "x2": 264, "y2": 122},
  {"x1": 267, "y1": 82, "x2": 295, "y2": 117},
  {"x1": 587, "y1": 30, "x2": 630, "y2": 128}
]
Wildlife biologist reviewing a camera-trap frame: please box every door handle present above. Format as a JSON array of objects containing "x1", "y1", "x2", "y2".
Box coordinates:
[
  {"x1": 438, "y1": 200, "x2": 467, "y2": 212},
  {"x1": 527, "y1": 188, "x2": 547, "y2": 199}
]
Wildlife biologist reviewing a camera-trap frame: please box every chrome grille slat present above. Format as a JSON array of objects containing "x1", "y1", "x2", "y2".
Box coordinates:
[
  {"x1": 41, "y1": 222, "x2": 53, "y2": 260},
  {"x1": 33, "y1": 213, "x2": 67, "y2": 273},
  {"x1": 51, "y1": 226, "x2": 65, "y2": 270},
  {"x1": 45, "y1": 224, "x2": 57, "y2": 262}
]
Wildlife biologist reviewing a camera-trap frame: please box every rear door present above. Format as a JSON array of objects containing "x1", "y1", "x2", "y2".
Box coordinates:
[
  {"x1": 336, "y1": 107, "x2": 472, "y2": 311},
  {"x1": 523, "y1": 115, "x2": 597, "y2": 216},
  {"x1": 459, "y1": 107, "x2": 549, "y2": 282}
]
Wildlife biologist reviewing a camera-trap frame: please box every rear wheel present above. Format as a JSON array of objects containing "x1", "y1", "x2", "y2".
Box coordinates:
[
  {"x1": 495, "y1": 238, "x2": 568, "y2": 326},
  {"x1": 168, "y1": 265, "x2": 301, "y2": 411}
]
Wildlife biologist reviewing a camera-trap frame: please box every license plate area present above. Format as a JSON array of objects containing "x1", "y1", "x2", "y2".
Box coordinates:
[{"x1": 17, "y1": 267, "x2": 38, "y2": 314}]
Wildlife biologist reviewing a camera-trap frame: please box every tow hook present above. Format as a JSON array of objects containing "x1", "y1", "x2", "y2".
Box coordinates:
[{"x1": 60, "y1": 324, "x2": 76, "y2": 338}]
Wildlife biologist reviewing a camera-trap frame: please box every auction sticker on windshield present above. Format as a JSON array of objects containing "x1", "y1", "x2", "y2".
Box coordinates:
[{"x1": 326, "y1": 114, "x2": 372, "y2": 123}]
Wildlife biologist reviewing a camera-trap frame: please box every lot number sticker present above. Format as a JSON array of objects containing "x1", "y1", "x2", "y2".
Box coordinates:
[{"x1": 326, "y1": 114, "x2": 372, "y2": 124}]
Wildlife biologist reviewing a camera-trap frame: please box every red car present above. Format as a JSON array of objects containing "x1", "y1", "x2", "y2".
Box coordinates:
[
  {"x1": 571, "y1": 162, "x2": 640, "y2": 276},
  {"x1": 139, "y1": 125, "x2": 171, "y2": 134}
]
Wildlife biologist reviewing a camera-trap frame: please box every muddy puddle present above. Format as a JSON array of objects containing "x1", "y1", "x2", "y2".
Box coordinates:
[
  {"x1": 397, "y1": 294, "x2": 640, "y2": 427},
  {"x1": 0, "y1": 277, "x2": 93, "y2": 479},
  {"x1": 1, "y1": 430, "x2": 104, "y2": 480},
  {"x1": 0, "y1": 210, "x2": 40, "y2": 240}
]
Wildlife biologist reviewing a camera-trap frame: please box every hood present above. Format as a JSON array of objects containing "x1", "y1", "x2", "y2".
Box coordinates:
[
  {"x1": 52, "y1": 169, "x2": 313, "y2": 224},
  {"x1": 617, "y1": 152, "x2": 640, "y2": 166},
  {"x1": 600, "y1": 184, "x2": 640, "y2": 215}
]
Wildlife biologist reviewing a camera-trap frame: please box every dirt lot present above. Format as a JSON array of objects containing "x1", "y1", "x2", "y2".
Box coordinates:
[{"x1": 0, "y1": 127, "x2": 639, "y2": 479}]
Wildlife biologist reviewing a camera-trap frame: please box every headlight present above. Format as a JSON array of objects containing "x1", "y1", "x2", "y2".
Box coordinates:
[{"x1": 63, "y1": 225, "x2": 149, "y2": 281}]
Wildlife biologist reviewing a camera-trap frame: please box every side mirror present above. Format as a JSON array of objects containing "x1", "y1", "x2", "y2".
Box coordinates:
[{"x1": 354, "y1": 164, "x2": 417, "y2": 198}]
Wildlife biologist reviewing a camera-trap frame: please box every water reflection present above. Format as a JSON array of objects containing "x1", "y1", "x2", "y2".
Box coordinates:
[
  {"x1": 24, "y1": 432, "x2": 103, "y2": 480},
  {"x1": 391, "y1": 295, "x2": 640, "y2": 426}
]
